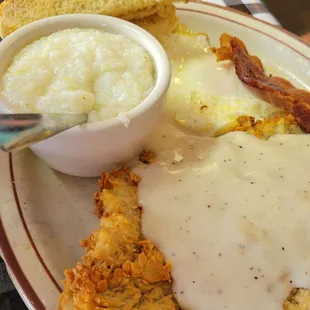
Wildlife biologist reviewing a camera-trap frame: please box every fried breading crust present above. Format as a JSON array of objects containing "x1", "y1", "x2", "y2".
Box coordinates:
[
  {"x1": 59, "y1": 167, "x2": 181, "y2": 310},
  {"x1": 139, "y1": 150, "x2": 156, "y2": 165},
  {"x1": 214, "y1": 114, "x2": 303, "y2": 140},
  {"x1": 212, "y1": 33, "x2": 310, "y2": 133},
  {"x1": 284, "y1": 288, "x2": 310, "y2": 310}
]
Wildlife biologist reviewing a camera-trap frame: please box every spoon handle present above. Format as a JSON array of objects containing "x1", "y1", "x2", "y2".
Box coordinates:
[
  {"x1": 0, "y1": 113, "x2": 87, "y2": 152},
  {"x1": 0, "y1": 114, "x2": 41, "y2": 144}
]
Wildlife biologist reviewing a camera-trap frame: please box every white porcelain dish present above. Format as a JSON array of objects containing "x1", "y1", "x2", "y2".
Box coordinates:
[
  {"x1": 0, "y1": 2, "x2": 309, "y2": 310},
  {"x1": 0, "y1": 14, "x2": 171, "y2": 177}
]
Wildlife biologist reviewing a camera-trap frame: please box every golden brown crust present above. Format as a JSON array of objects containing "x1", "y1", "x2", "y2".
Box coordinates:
[
  {"x1": 139, "y1": 150, "x2": 156, "y2": 164},
  {"x1": 213, "y1": 33, "x2": 310, "y2": 133},
  {"x1": 284, "y1": 288, "x2": 310, "y2": 310},
  {"x1": 94, "y1": 167, "x2": 141, "y2": 218},
  {"x1": 214, "y1": 114, "x2": 303, "y2": 140},
  {"x1": 59, "y1": 167, "x2": 181, "y2": 310},
  {"x1": 0, "y1": 0, "x2": 187, "y2": 40}
]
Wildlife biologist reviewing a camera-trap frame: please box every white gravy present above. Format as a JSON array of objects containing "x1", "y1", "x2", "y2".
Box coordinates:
[{"x1": 134, "y1": 118, "x2": 310, "y2": 310}]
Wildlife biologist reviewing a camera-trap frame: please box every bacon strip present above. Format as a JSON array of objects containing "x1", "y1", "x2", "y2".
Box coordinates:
[{"x1": 212, "y1": 33, "x2": 310, "y2": 133}]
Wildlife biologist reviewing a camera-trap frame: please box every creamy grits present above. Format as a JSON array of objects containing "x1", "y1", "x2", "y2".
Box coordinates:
[
  {"x1": 133, "y1": 116, "x2": 310, "y2": 310},
  {"x1": 1, "y1": 28, "x2": 155, "y2": 122}
]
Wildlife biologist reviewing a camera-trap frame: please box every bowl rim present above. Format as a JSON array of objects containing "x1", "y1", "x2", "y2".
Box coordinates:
[{"x1": 0, "y1": 14, "x2": 171, "y2": 133}]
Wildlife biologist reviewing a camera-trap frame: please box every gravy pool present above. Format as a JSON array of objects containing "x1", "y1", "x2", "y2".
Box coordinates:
[{"x1": 134, "y1": 117, "x2": 310, "y2": 310}]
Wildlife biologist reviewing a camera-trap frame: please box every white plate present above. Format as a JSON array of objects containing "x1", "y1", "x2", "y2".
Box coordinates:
[{"x1": 0, "y1": 2, "x2": 309, "y2": 309}]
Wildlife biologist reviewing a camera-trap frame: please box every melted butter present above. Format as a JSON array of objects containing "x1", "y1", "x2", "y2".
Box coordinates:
[{"x1": 133, "y1": 118, "x2": 310, "y2": 310}]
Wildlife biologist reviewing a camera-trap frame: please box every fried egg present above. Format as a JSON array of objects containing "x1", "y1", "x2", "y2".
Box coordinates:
[{"x1": 164, "y1": 28, "x2": 283, "y2": 135}]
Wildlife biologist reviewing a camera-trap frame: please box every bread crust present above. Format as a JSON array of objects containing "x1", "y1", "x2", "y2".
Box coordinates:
[{"x1": 0, "y1": 0, "x2": 185, "y2": 40}]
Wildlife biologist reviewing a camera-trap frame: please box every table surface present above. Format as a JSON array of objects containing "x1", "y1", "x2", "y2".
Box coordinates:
[
  {"x1": 264, "y1": 0, "x2": 310, "y2": 36},
  {"x1": 0, "y1": 1, "x2": 309, "y2": 310}
]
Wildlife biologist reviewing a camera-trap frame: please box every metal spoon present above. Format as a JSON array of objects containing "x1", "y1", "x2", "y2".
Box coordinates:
[{"x1": 0, "y1": 113, "x2": 88, "y2": 152}]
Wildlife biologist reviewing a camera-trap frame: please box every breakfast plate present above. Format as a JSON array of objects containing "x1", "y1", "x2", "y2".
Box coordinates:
[{"x1": 0, "y1": 1, "x2": 310, "y2": 310}]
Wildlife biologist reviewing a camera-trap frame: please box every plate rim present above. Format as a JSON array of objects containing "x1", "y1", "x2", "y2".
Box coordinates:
[
  {"x1": 0, "y1": 2, "x2": 309, "y2": 310},
  {"x1": 187, "y1": 0, "x2": 310, "y2": 53},
  {"x1": 0, "y1": 217, "x2": 46, "y2": 310}
]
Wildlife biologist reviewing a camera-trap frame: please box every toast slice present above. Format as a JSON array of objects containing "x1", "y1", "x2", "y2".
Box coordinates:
[{"x1": 0, "y1": 0, "x2": 185, "y2": 41}]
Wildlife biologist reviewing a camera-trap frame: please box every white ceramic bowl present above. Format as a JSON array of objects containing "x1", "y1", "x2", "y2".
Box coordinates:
[{"x1": 0, "y1": 14, "x2": 171, "y2": 177}]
